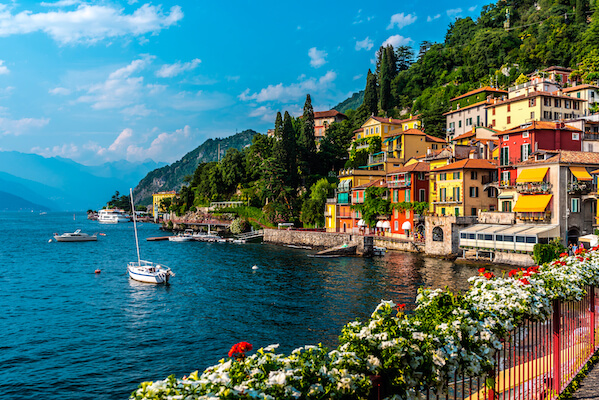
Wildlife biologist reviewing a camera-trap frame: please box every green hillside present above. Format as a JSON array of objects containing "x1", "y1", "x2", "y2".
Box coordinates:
[
  {"x1": 333, "y1": 91, "x2": 364, "y2": 113},
  {"x1": 133, "y1": 130, "x2": 258, "y2": 205}
]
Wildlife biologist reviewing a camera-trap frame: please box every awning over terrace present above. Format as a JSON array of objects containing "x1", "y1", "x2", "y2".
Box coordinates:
[
  {"x1": 512, "y1": 194, "x2": 552, "y2": 213},
  {"x1": 516, "y1": 167, "x2": 549, "y2": 183},
  {"x1": 569, "y1": 167, "x2": 593, "y2": 181}
]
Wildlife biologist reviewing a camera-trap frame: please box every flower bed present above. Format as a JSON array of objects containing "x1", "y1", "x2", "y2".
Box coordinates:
[{"x1": 131, "y1": 247, "x2": 599, "y2": 400}]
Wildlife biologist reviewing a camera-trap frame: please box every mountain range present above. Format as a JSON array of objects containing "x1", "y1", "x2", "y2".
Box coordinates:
[
  {"x1": 0, "y1": 151, "x2": 166, "y2": 211},
  {"x1": 133, "y1": 129, "x2": 258, "y2": 205}
]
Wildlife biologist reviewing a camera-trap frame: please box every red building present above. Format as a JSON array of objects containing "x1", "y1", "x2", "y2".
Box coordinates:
[
  {"x1": 495, "y1": 121, "x2": 583, "y2": 183},
  {"x1": 387, "y1": 162, "x2": 430, "y2": 239}
]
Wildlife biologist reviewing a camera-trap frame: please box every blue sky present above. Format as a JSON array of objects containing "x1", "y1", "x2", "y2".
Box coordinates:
[{"x1": 0, "y1": 0, "x2": 484, "y2": 165}]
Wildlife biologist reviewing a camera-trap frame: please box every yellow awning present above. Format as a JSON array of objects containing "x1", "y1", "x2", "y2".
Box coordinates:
[
  {"x1": 516, "y1": 167, "x2": 548, "y2": 183},
  {"x1": 570, "y1": 167, "x2": 593, "y2": 181},
  {"x1": 513, "y1": 194, "x2": 552, "y2": 213}
]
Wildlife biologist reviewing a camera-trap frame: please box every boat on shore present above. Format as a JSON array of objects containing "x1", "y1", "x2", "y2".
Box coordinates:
[
  {"x1": 127, "y1": 188, "x2": 174, "y2": 284},
  {"x1": 98, "y1": 209, "x2": 130, "y2": 223},
  {"x1": 54, "y1": 230, "x2": 97, "y2": 242},
  {"x1": 168, "y1": 233, "x2": 194, "y2": 242}
]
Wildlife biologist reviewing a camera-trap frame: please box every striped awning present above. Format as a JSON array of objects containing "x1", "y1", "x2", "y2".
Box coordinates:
[
  {"x1": 513, "y1": 194, "x2": 552, "y2": 213},
  {"x1": 570, "y1": 167, "x2": 593, "y2": 181},
  {"x1": 516, "y1": 167, "x2": 548, "y2": 183}
]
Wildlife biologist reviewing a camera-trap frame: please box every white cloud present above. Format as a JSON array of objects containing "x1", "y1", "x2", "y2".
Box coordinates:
[
  {"x1": 0, "y1": 60, "x2": 9, "y2": 75},
  {"x1": 427, "y1": 14, "x2": 441, "y2": 22},
  {"x1": 308, "y1": 47, "x2": 327, "y2": 68},
  {"x1": 353, "y1": 74, "x2": 363, "y2": 81},
  {"x1": 0, "y1": 117, "x2": 50, "y2": 136},
  {"x1": 249, "y1": 105, "x2": 277, "y2": 122},
  {"x1": 382, "y1": 35, "x2": 412, "y2": 48},
  {"x1": 355, "y1": 37, "x2": 373, "y2": 51},
  {"x1": 31, "y1": 143, "x2": 80, "y2": 159},
  {"x1": 49, "y1": 87, "x2": 71, "y2": 95},
  {"x1": 0, "y1": 4, "x2": 183, "y2": 45},
  {"x1": 469, "y1": 5, "x2": 478, "y2": 12},
  {"x1": 239, "y1": 71, "x2": 337, "y2": 103},
  {"x1": 122, "y1": 104, "x2": 153, "y2": 117},
  {"x1": 40, "y1": 0, "x2": 80, "y2": 7},
  {"x1": 124, "y1": 125, "x2": 196, "y2": 162},
  {"x1": 387, "y1": 13, "x2": 417, "y2": 30},
  {"x1": 447, "y1": 8, "x2": 463, "y2": 18},
  {"x1": 156, "y1": 58, "x2": 201, "y2": 78},
  {"x1": 77, "y1": 55, "x2": 154, "y2": 110}
]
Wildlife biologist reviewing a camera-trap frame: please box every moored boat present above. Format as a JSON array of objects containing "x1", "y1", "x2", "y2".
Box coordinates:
[
  {"x1": 98, "y1": 208, "x2": 130, "y2": 223},
  {"x1": 54, "y1": 229, "x2": 97, "y2": 242}
]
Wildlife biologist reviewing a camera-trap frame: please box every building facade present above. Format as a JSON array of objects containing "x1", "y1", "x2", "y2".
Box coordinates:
[{"x1": 387, "y1": 162, "x2": 429, "y2": 239}]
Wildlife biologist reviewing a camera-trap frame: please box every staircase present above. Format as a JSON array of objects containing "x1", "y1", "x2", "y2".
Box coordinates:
[{"x1": 236, "y1": 230, "x2": 264, "y2": 241}]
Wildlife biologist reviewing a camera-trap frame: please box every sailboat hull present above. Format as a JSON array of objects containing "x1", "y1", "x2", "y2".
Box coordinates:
[{"x1": 127, "y1": 263, "x2": 171, "y2": 284}]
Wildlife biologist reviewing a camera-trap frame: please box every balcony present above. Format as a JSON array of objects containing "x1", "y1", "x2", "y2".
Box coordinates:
[
  {"x1": 387, "y1": 178, "x2": 411, "y2": 188},
  {"x1": 499, "y1": 179, "x2": 518, "y2": 188},
  {"x1": 517, "y1": 181, "x2": 552, "y2": 194},
  {"x1": 583, "y1": 133, "x2": 599, "y2": 141},
  {"x1": 326, "y1": 198, "x2": 337, "y2": 204},
  {"x1": 568, "y1": 181, "x2": 596, "y2": 195},
  {"x1": 368, "y1": 152, "x2": 387, "y2": 165},
  {"x1": 433, "y1": 197, "x2": 461, "y2": 205},
  {"x1": 517, "y1": 211, "x2": 552, "y2": 223}
]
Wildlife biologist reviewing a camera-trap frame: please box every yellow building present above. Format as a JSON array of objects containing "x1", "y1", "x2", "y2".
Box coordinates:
[
  {"x1": 563, "y1": 84, "x2": 599, "y2": 115},
  {"x1": 152, "y1": 191, "x2": 177, "y2": 219},
  {"x1": 383, "y1": 129, "x2": 446, "y2": 164},
  {"x1": 429, "y1": 159, "x2": 498, "y2": 217},
  {"x1": 324, "y1": 202, "x2": 337, "y2": 232},
  {"x1": 356, "y1": 116, "x2": 405, "y2": 141},
  {"x1": 486, "y1": 91, "x2": 586, "y2": 131}
]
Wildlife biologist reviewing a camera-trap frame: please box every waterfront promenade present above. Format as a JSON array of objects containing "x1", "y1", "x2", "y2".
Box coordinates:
[{"x1": 574, "y1": 363, "x2": 599, "y2": 400}]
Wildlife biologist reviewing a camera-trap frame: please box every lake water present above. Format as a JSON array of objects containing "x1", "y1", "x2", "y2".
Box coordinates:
[{"x1": 0, "y1": 212, "x2": 498, "y2": 400}]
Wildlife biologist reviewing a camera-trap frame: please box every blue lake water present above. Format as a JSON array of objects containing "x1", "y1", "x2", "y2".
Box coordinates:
[{"x1": 1, "y1": 212, "x2": 492, "y2": 399}]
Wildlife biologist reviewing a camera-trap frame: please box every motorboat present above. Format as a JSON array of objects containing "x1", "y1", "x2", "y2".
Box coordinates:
[
  {"x1": 168, "y1": 233, "x2": 194, "y2": 242},
  {"x1": 373, "y1": 246, "x2": 387, "y2": 256},
  {"x1": 98, "y1": 208, "x2": 130, "y2": 223},
  {"x1": 127, "y1": 188, "x2": 175, "y2": 284},
  {"x1": 54, "y1": 229, "x2": 97, "y2": 242}
]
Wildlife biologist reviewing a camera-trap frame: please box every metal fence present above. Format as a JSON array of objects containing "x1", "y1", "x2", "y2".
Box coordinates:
[{"x1": 372, "y1": 287, "x2": 599, "y2": 400}]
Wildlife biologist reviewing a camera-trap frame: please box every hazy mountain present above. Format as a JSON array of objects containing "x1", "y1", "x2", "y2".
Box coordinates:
[
  {"x1": 134, "y1": 129, "x2": 258, "y2": 204},
  {"x1": 0, "y1": 151, "x2": 166, "y2": 211},
  {"x1": 0, "y1": 190, "x2": 50, "y2": 212}
]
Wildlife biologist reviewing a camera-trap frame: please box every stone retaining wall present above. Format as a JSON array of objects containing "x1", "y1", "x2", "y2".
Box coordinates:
[{"x1": 263, "y1": 229, "x2": 362, "y2": 251}]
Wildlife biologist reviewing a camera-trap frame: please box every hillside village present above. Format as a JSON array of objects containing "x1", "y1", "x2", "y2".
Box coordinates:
[{"x1": 322, "y1": 67, "x2": 599, "y2": 265}]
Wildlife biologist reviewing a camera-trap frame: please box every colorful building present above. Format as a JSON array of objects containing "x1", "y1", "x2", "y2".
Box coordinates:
[
  {"x1": 563, "y1": 84, "x2": 599, "y2": 115},
  {"x1": 495, "y1": 121, "x2": 583, "y2": 186},
  {"x1": 429, "y1": 159, "x2": 498, "y2": 217},
  {"x1": 351, "y1": 178, "x2": 388, "y2": 234},
  {"x1": 355, "y1": 116, "x2": 405, "y2": 141},
  {"x1": 486, "y1": 90, "x2": 586, "y2": 131},
  {"x1": 313, "y1": 110, "x2": 347, "y2": 142},
  {"x1": 445, "y1": 86, "x2": 507, "y2": 140},
  {"x1": 387, "y1": 162, "x2": 430, "y2": 239},
  {"x1": 152, "y1": 191, "x2": 177, "y2": 220}
]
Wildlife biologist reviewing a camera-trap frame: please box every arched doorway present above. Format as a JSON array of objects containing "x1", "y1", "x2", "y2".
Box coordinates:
[
  {"x1": 433, "y1": 226, "x2": 444, "y2": 242},
  {"x1": 568, "y1": 226, "x2": 580, "y2": 245}
]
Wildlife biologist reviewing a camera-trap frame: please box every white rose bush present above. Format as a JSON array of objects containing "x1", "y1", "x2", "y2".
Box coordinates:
[{"x1": 131, "y1": 247, "x2": 599, "y2": 400}]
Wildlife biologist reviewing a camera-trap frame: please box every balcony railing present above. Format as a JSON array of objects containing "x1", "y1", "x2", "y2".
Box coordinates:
[
  {"x1": 568, "y1": 181, "x2": 596, "y2": 194},
  {"x1": 500, "y1": 156, "x2": 524, "y2": 167},
  {"x1": 433, "y1": 197, "x2": 461, "y2": 204},
  {"x1": 583, "y1": 132, "x2": 599, "y2": 141},
  {"x1": 326, "y1": 198, "x2": 336, "y2": 204},
  {"x1": 517, "y1": 181, "x2": 552, "y2": 194},
  {"x1": 516, "y1": 211, "x2": 552, "y2": 222},
  {"x1": 499, "y1": 179, "x2": 517, "y2": 188},
  {"x1": 368, "y1": 153, "x2": 387, "y2": 165},
  {"x1": 387, "y1": 179, "x2": 411, "y2": 188}
]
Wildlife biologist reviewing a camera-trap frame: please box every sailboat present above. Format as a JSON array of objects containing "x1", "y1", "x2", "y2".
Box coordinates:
[{"x1": 127, "y1": 188, "x2": 175, "y2": 284}]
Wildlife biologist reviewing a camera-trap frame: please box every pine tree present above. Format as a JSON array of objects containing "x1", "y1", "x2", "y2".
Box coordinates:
[{"x1": 298, "y1": 94, "x2": 317, "y2": 177}]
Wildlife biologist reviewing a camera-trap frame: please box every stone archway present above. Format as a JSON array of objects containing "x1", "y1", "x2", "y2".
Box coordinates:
[{"x1": 568, "y1": 226, "x2": 580, "y2": 245}]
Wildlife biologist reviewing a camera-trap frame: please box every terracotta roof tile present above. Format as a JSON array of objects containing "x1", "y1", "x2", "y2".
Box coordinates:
[
  {"x1": 492, "y1": 121, "x2": 582, "y2": 135},
  {"x1": 432, "y1": 158, "x2": 498, "y2": 172},
  {"x1": 443, "y1": 100, "x2": 492, "y2": 115},
  {"x1": 387, "y1": 162, "x2": 430, "y2": 174},
  {"x1": 517, "y1": 150, "x2": 599, "y2": 166},
  {"x1": 450, "y1": 86, "x2": 507, "y2": 102},
  {"x1": 562, "y1": 84, "x2": 599, "y2": 93},
  {"x1": 353, "y1": 178, "x2": 387, "y2": 189},
  {"x1": 314, "y1": 110, "x2": 347, "y2": 118},
  {"x1": 452, "y1": 131, "x2": 477, "y2": 141}
]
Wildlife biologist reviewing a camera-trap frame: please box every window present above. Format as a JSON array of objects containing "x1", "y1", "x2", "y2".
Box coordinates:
[
  {"x1": 507, "y1": 104, "x2": 511, "y2": 112},
  {"x1": 544, "y1": 98, "x2": 551, "y2": 106},
  {"x1": 530, "y1": 112, "x2": 535, "y2": 119},
  {"x1": 526, "y1": 237, "x2": 537, "y2": 244},
  {"x1": 488, "y1": 187, "x2": 497, "y2": 198},
  {"x1": 440, "y1": 188, "x2": 446, "y2": 201},
  {"x1": 471, "y1": 171, "x2": 478, "y2": 180},
  {"x1": 489, "y1": 205, "x2": 496, "y2": 211},
  {"x1": 418, "y1": 172, "x2": 426, "y2": 180},
  {"x1": 496, "y1": 235, "x2": 503, "y2": 241},
  {"x1": 502, "y1": 201, "x2": 512, "y2": 212},
  {"x1": 492, "y1": 108, "x2": 496, "y2": 115},
  {"x1": 492, "y1": 119, "x2": 496, "y2": 126},
  {"x1": 565, "y1": 100, "x2": 571, "y2": 109},
  {"x1": 419, "y1": 189, "x2": 425, "y2": 202},
  {"x1": 375, "y1": 127, "x2": 379, "y2": 133},
  {"x1": 393, "y1": 189, "x2": 398, "y2": 202},
  {"x1": 484, "y1": 234, "x2": 492, "y2": 240},
  {"x1": 440, "y1": 173, "x2": 447, "y2": 181},
  {"x1": 573, "y1": 132, "x2": 580, "y2": 141},
  {"x1": 571, "y1": 198, "x2": 580, "y2": 213},
  {"x1": 500, "y1": 147, "x2": 510, "y2": 166},
  {"x1": 543, "y1": 111, "x2": 552, "y2": 119},
  {"x1": 405, "y1": 210, "x2": 410, "y2": 218},
  {"x1": 554, "y1": 99, "x2": 561, "y2": 107},
  {"x1": 405, "y1": 189, "x2": 411, "y2": 202},
  {"x1": 454, "y1": 187, "x2": 461, "y2": 202},
  {"x1": 404, "y1": 125, "x2": 408, "y2": 130},
  {"x1": 502, "y1": 171, "x2": 510, "y2": 182},
  {"x1": 454, "y1": 172, "x2": 461, "y2": 180},
  {"x1": 477, "y1": 115, "x2": 480, "y2": 126},
  {"x1": 471, "y1": 207, "x2": 477, "y2": 216},
  {"x1": 516, "y1": 236, "x2": 525, "y2": 243},
  {"x1": 394, "y1": 220, "x2": 398, "y2": 230},
  {"x1": 470, "y1": 187, "x2": 479, "y2": 197},
  {"x1": 455, "y1": 207, "x2": 460, "y2": 216},
  {"x1": 521, "y1": 143, "x2": 531, "y2": 161},
  {"x1": 459, "y1": 120, "x2": 462, "y2": 128},
  {"x1": 504, "y1": 235, "x2": 514, "y2": 242},
  {"x1": 507, "y1": 116, "x2": 511, "y2": 124},
  {"x1": 522, "y1": 131, "x2": 529, "y2": 138},
  {"x1": 503, "y1": 135, "x2": 509, "y2": 141},
  {"x1": 433, "y1": 226, "x2": 444, "y2": 241},
  {"x1": 529, "y1": 98, "x2": 536, "y2": 107},
  {"x1": 441, "y1": 208, "x2": 446, "y2": 215}
]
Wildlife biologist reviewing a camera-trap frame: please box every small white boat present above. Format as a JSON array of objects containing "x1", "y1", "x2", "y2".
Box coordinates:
[
  {"x1": 54, "y1": 229, "x2": 97, "y2": 242},
  {"x1": 127, "y1": 188, "x2": 175, "y2": 284},
  {"x1": 98, "y1": 208, "x2": 130, "y2": 223},
  {"x1": 168, "y1": 234, "x2": 194, "y2": 242},
  {"x1": 373, "y1": 246, "x2": 387, "y2": 256}
]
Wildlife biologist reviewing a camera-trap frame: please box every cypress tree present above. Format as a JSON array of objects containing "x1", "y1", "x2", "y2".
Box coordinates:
[
  {"x1": 273, "y1": 111, "x2": 286, "y2": 164},
  {"x1": 363, "y1": 69, "x2": 379, "y2": 116},
  {"x1": 380, "y1": 49, "x2": 392, "y2": 114},
  {"x1": 282, "y1": 111, "x2": 298, "y2": 188},
  {"x1": 298, "y1": 94, "x2": 317, "y2": 176}
]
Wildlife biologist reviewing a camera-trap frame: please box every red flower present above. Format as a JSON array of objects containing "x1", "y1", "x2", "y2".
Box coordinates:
[
  {"x1": 228, "y1": 341, "x2": 253, "y2": 359},
  {"x1": 560, "y1": 252, "x2": 568, "y2": 257},
  {"x1": 520, "y1": 278, "x2": 530, "y2": 285},
  {"x1": 508, "y1": 269, "x2": 519, "y2": 278},
  {"x1": 484, "y1": 272, "x2": 495, "y2": 280},
  {"x1": 478, "y1": 267, "x2": 486, "y2": 275}
]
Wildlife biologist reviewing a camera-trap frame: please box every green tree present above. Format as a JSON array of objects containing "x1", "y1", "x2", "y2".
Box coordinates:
[
  {"x1": 379, "y1": 47, "x2": 393, "y2": 113},
  {"x1": 576, "y1": 0, "x2": 589, "y2": 25},
  {"x1": 395, "y1": 45, "x2": 414, "y2": 72},
  {"x1": 297, "y1": 94, "x2": 317, "y2": 177},
  {"x1": 300, "y1": 178, "x2": 333, "y2": 227},
  {"x1": 355, "y1": 69, "x2": 378, "y2": 124},
  {"x1": 351, "y1": 186, "x2": 391, "y2": 229},
  {"x1": 515, "y1": 73, "x2": 530, "y2": 85}
]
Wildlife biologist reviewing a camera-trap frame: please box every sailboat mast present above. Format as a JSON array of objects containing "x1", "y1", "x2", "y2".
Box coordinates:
[{"x1": 130, "y1": 188, "x2": 141, "y2": 264}]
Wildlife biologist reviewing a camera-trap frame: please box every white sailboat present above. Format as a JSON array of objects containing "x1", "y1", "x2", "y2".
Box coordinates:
[{"x1": 127, "y1": 188, "x2": 174, "y2": 284}]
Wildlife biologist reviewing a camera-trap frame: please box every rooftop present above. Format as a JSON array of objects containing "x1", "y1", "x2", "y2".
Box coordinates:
[
  {"x1": 493, "y1": 121, "x2": 582, "y2": 136},
  {"x1": 314, "y1": 110, "x2": 346, "y2": 119},
  {"x1": 518, "y1": 150, "x2": 599, "y2": 166},
  {"x1": 387, "y1": 162, "x2": 430, "y2": 174},
  {"x1": 450, "y1": 86, "x2": 507, "y2": 102},
  {"x1": 432, "y1": 158, "x2": 498, "y2": 172},
  {"x1": 486, "y1": 90, "x2": 586, "y2": 107},
  {"x1": 562, "y1": 84, "x2": 599, "y2": 93}
]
